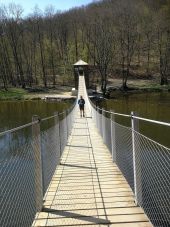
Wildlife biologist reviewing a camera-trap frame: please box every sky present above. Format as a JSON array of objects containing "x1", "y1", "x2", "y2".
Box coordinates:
[{"x1": 0, "y1": 0, "x2": 94, "y2": 16}]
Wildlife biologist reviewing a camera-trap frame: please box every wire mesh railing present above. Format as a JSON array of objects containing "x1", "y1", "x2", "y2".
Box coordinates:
[
  {"x1": 0, "y1": 103, "x2": 76, "y2": 227},
  {"x1": 1, "y1": 73, "x2": 170, "y2": 227},
  {"x1": 90, "y1": 99, "x2": 170, "y2": 227}
]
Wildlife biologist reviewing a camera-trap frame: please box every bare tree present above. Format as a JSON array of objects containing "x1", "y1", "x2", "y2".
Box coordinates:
[
  {"x1": 4, "y1": 4, "x2": 26, "y2": 88},
  {"x1": 45, "y1": 5, "x2": 56, "y2": 86},
  {"x1": 0, "y1": 7, "x2": 14, "y2": 88},
  {"x1": 142, "y1": 13, "x2": 155, "y2": 76},
  {"x1": 156, "y1": 16, "x2": 169, "y2": 85},
  {"x1": 116, "y1": 0, "x2": 139, "y2": 89},
  {"x1": 32, "y1": 6, "x2": 47, "y2": 87},
  {"x1": 87, "y1": 16, "x2": 114, "y2": 94},
  {"x1": 0, "y1": 0, "x2": 169, "y2": 90},
  {"x1": 54, "y1": 12, "x2": 70, "y2": 77}
]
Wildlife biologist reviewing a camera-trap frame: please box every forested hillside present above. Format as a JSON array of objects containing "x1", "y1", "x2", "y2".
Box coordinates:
[{"x1": 0, "y1": 0, "x2": 170, "y2": 93}]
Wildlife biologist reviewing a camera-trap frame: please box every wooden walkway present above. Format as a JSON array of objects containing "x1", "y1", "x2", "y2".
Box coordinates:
[{"x1": 32, "y1": 76, "x2": 152, "y2": 227}]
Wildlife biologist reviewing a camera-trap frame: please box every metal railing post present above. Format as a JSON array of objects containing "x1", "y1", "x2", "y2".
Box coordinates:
[
  {"x1": 67, "y1": 110, "x2": 70, "y2": 135},
  {"x1": 58, "y1": 113, "x2": 62, "y2": 157},
  {"x1": 54, "y1": 112, "x2": 59, "y2": 127},
  {"x1": 63, "y1": 111, "x2": 68, "y2": 148},
  {"x1": 54, "y1": 111, "x2": 60, "y2": 155},
  {"x1": 64, "y1": 110, "x2": 68, "y2": 139},
  {"x1": 32, "y1": 115, "x2": 43, "y2": 212},
  {"x1": 66, "y1": 109, "x2": 71, "y2": 137},
  {"x1": 100, "y1": 109, "x2": 103, "y2": 137},
  {"x1": 93, "y1": 107, "x2": 95, "y2": 122},
  {"x1": 102, "y1": 108, "x2": 105, "y2": 143},
  {"x1": 110, "y1": 111, "x2": 116, "y2": 162},
  {"x1": 70, "y1": 108, "x2": 73, "y2": 130},
  {"x1": 96, "y1": 105, "x2": 98, "y2": 128},
  {"x1": 131, "y1": 111, "x2": 139, "y2": 205},
  {"x1": 90, "y1": 104, "x2": 92, "y2": 118}
]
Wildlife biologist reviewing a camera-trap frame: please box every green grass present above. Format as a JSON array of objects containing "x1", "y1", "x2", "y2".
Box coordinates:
[
  {"x1": 0, "y1": 88, "x2": 28, "y2": 100},
  {"x1": 140, "y1": 84, "x2": 170, "y2": 91}
]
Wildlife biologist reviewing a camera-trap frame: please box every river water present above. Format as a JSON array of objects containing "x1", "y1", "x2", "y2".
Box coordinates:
[
  {"x1": 0, "y1": 95, "x2": 169, "y2": 226},
  {"x1": 0, "y1": 100, "x2": 72, "y2": 132},
  {"x1": 97, "y1": 92, "x2": 170, "y2": 227},
  {"x1": 0, "y1": 94, "x2": 169, "y2": 147},
  {"x1": 0, "y1": 99, "x2": 73, "y2": 164},
  {"x1": 99, "y1": 92, "x2": 170, "y2": 148},
  {"x1": 0, "y1": 99, "x2": 74, "y2": 226}
]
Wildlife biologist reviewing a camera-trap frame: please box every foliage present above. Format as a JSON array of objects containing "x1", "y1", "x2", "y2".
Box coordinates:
[{"x1": 0, "y1": 0, "x2": 169, "y2": 92}]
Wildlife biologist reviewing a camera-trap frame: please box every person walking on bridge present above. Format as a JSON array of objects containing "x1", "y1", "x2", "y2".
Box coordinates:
[{"x1": 78, "y1": 96, "x2": 85, "y2": 117}]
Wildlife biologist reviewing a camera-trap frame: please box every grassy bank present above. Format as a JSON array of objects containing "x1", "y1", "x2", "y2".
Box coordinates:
[
  {"x1": 0, "y1": 86, "x2": 72, "y2": 101},
  {"x1": 105, "y1": 78, "x2": 170, "y2": 97},
  {"x1": 138, "y1": 84, "x2": 170, "y2": 92},
  {"x1": 1, "y1": 81, "x2": 169, "y2": 101},
  {"x1": 0, "y1": 88, "x2": 28, "y2": 100}
]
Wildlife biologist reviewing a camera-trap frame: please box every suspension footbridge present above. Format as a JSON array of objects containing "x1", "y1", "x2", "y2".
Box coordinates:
[
  {"x1": 0, "y1": 75, "x2": 170, "y2": 227},
  {"x1": 32, "y1": 75, "x2": 151, "y2": 226}
]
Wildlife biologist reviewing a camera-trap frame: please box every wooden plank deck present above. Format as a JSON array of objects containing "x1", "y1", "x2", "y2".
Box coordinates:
[{"x1": 32, "y1": 76, "x2": 152, "y2": 227}]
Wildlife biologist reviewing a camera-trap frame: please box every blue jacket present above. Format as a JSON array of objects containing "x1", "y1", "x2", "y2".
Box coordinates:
[{"x1": 78, "y1": 98, "x2": 85, "y2": 106}]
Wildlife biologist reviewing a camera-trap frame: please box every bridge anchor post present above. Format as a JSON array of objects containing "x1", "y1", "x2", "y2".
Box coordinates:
[
  {"x1": 102, "y1": 109, "x2": 106, "y2": 143},
  {"x1": 111, "y1": 111, "x2": 116, "y2": 162},
  {"x1": 131, "y1": 111, "x2": 141, "y2": 206},
  {"x1": 54, "y1": 112, "x2": 61, "y2": 159},
  {"x1": 32, "y1": 115, "x2": 43, "y2": 212}
]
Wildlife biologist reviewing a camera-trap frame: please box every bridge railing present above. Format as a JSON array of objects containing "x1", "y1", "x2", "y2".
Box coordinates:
[
  {"x1": 89, "y1": 100, "x2": 170, "y2": 227},
  {"x1": 0, "y1": 102, "x2": 76, "y2": 227}
]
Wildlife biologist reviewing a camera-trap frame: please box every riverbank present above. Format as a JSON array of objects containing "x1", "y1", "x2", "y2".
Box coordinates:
[
  {"x1": 0, "y1": 85, "x2": 74, "y2": 101},
  {"x1": 0, "y1": 88, "x2": 27, "y2": 100},
  {"x1": 1, "y1": 78, "x2": 170, "y2": 101},
  {"x1": 103, "y1": 78, "x2": 170, "y2": 98}
]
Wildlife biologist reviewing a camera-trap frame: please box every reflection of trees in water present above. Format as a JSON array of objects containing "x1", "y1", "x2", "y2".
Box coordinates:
[
  {"x1": 0, "y1": 116, "x2": 62, "y2": 226},
  {"x1": 0, "y1": 117, "x2": 55, "y2": 160},
  {"x1": 0, "y1": 146, "x2": 36, "y2": 227},
  {"x1": 0, "y1": 100, "x2": 73, "y2": 225},
  {"x1": 0, "y1": 100, "x2": 72, "y2": 133},
  {"x1": 0, "y1": 127, "x2": 36, "y2": 226},
  {"x1": 0, "y1": 100, "x2": 73, "y2": 159},
  {"x1": 0, "y1": 127, "x2": 31, "y2": 159},
  {"x1": 98, "y1": 93, "x2": 170, "y2": 147}
]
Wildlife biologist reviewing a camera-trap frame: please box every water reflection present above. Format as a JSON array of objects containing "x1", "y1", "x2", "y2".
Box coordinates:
[
  {"x1": 0, "y1": 100, "x2": 73, "y2": 226},
  {"x1": 99, "y1": 92, "x2": 170, "y2": 148},
  {"x1": 0, "y1": 100, "x2": 72, "y2": 132},
  {"x1": 0, "y1": 100, "x2": 73, "y2": 159}
]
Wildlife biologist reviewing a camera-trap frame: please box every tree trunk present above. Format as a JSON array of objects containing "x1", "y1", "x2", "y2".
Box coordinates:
[{"x1": 37, "y1": 23, "x2": 47, "y2": 88}]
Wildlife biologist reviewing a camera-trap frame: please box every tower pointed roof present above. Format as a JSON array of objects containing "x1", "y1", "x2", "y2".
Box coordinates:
[{"x1": 74, "y1": 59, "x2": 88, "y2": 66}]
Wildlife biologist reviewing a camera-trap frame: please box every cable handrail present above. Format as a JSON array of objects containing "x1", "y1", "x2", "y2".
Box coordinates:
[
  {"x1": 0, "y1": 93, "x2": 169, "y2": 137},
  {"x1": 0, "y1": 121, "x2": 38, "y2": 137},
  {"x1": 0, "y1": 91, "x2": 77, "y2": 227},
  {"x1": 111, "y1": 119, "x2": 170, "y2": 151},
  {"x1": 132, "y1": 115, "x2": 170, "y2": 127},
  {"x1": 41, "y1": 111, "x2": 65, "y2": 122},
  {"x1": 90, "y1": 100, "x2": 170, "y2": 127},
  {"x1": 88, "y1": 79, "x2": 170, "y2": 227},
  {"x1": 0, "y1": 101, "x2": 77, "y2": 137}
]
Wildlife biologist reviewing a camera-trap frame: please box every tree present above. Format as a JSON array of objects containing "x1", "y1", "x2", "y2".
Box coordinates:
[
  {"x1": 87, "y1": 16, "x2": 114, "y2": 94},
  {"x1": 0, "y1": 0, "x2": 169, "y2": 89},
  {"x1": 156, "y1": 15, "x2": 169, "y2": 85},
  {"x1": 32, "y1": 6, "x2": 47, "y2": 87},
  {"x1": 5, "y1": 4, "x2": 26, "y2": 88},
  {"x1": 116, "y1": 0, "x2": 139, "y2": 89},
  {"x1": 142, "y1": 13, "x2": 155, "y2": 76},
  {"x1": 45, "y1": 5, "x2": 56, "y2": 86}
]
